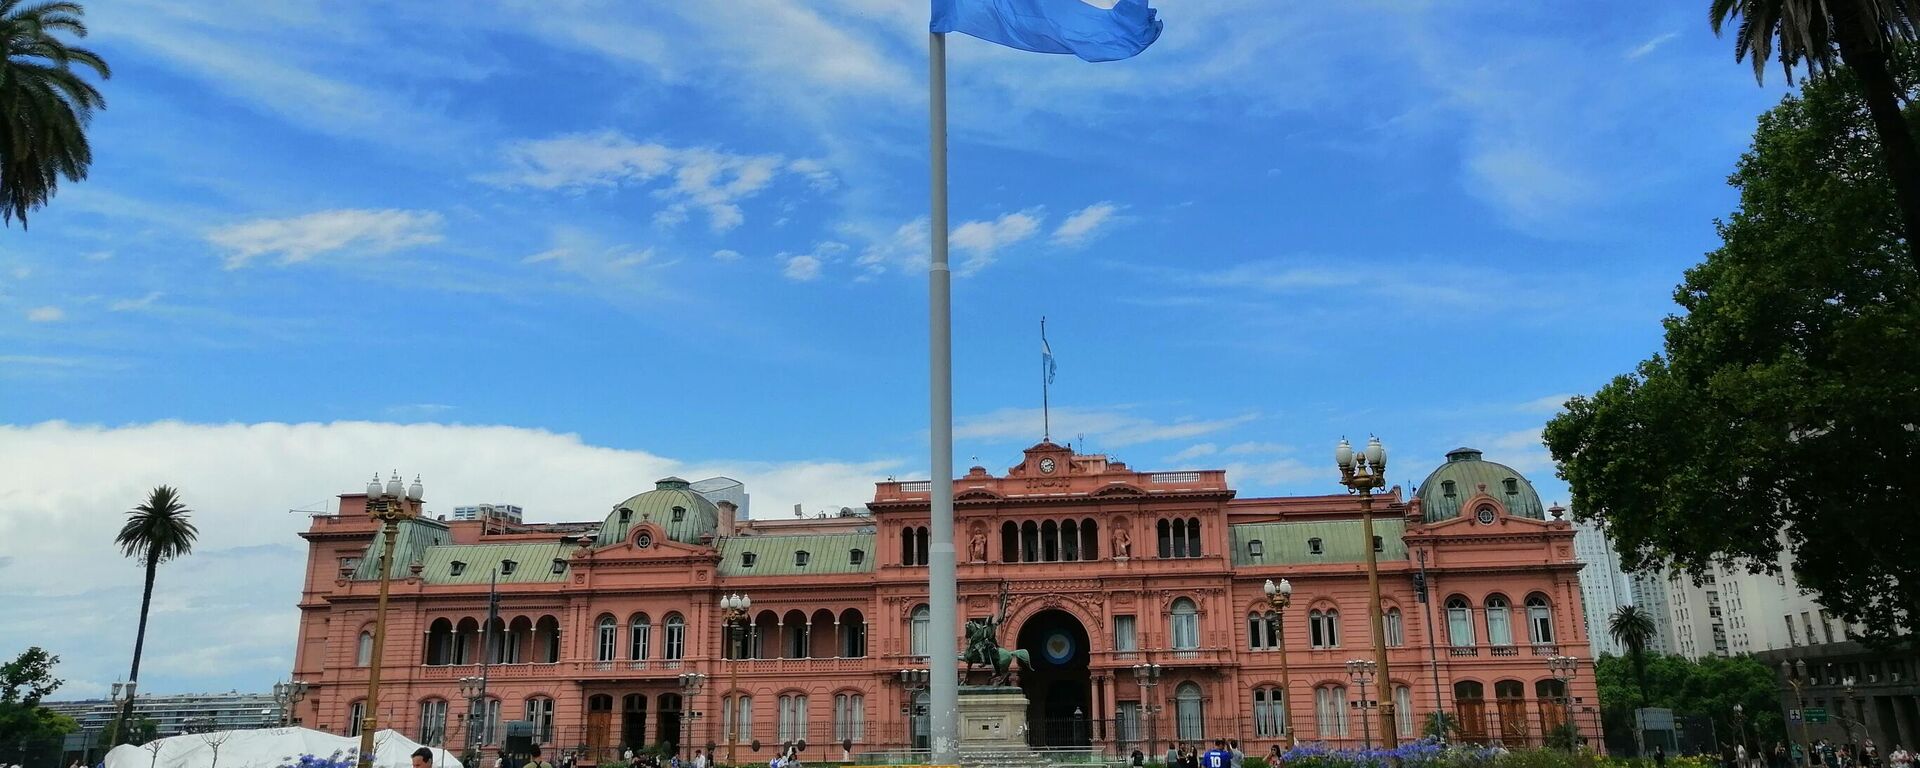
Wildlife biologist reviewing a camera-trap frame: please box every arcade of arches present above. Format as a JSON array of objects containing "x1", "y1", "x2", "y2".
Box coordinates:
[{"x1": 293, "y1": 442, "x2": 1598, "y2": 761}]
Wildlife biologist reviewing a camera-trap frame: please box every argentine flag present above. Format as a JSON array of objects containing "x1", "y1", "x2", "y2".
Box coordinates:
[{"x1": 932, "y1": 0, "x2": 1162, "y2": 62}]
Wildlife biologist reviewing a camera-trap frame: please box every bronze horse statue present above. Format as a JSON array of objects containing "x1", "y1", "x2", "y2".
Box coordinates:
[{"x1": 960, "y1": 582, "x2": 1028, "y2": 685}]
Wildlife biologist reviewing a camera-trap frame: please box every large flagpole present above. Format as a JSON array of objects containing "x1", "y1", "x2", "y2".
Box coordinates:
[{"x1": 926, "y1": 29, "x2": 960, "y2": 765}]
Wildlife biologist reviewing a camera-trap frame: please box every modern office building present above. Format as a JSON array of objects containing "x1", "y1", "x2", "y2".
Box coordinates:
[
  {"x1": 47, "y1": 691, "x2": 284, "y2": 759},
  {"x1": 1570, "y1": 519, "x2": 1628, "y2": 657},
  {"x1": 689, "y1": 478, "x2": 749, "y2": 521},
  {"x1": 452, "y1": 504, "x2": 526, "y2": 524},
  {"x1": 292, "y1": 444, "x2": 1599, "y2": 762}
]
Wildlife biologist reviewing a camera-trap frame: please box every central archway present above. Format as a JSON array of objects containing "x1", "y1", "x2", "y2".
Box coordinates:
[{"x1": 1016, "y1": 609, "x2": 1092, "y2": 747}]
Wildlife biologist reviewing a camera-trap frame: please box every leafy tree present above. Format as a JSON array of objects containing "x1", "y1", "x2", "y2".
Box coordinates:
[
  {"x1": 0, "y1": 0, "x2": 110, "y2": 228},
  {"x1": 0, "y1": 647, "x2": 78, "y2": 765},
  {"x1": 1710, "y1": 0, "x2": 1920, "y2": 270},
  {"x1": 1545, "y1": 49, "x2": 1920, "y2": 642},
  {"x1": 1423, "y1": 711, "x2": 1460, "y2": 741},
  {"x1": 1594, "y1": 654, "x2": 1785, "y2": 752},
  {"x1": 1609, "y1": 605, "x2": 1658, "y2": 756},
  {"x1": 109, "y1": 486, "x2": 199, "y2": 744}
]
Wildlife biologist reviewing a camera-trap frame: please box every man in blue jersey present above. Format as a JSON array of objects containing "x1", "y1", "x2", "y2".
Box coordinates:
[{"x1": 1202, "y1": 739, "x2": 1232, "y2": 768}]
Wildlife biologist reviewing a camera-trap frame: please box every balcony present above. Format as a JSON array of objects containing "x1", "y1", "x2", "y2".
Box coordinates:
[
  {"x1": 1449, "y1": 647, "x2": 1480, "y2": 658},
  {"x1": 1490, "y1": 646, "x2": 1520, "y2": 657},
  {"x1": 731, "y1": 657, "x2": 872, "y2": 674},
  {"x1": 418, "y1": 663, "x2": 559, "y2": 680}
]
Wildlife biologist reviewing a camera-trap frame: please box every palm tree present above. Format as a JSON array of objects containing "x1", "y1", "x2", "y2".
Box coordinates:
[
  {"x1": 1710, "y1": 0, "x2": 1920, "y2": 269},
  {"x1": 110, "y1": 486, "x2": 198, "y2": 744},
  {"x1": 0, "y1": 0, "x2": 111, "y2": 228},
  {"x1": 1610, "y1": 604, "x2": 1659, "y2": 756}
]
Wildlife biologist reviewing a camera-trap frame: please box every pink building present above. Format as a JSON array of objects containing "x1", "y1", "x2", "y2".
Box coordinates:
[{"x1": 292, "y1": 443, "x2": 1598, "y2": 762}]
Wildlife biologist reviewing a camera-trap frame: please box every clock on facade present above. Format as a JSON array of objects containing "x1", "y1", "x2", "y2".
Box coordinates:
[{"x1": 1039, "y1": 458, "x2": 1056, "y2": 474}]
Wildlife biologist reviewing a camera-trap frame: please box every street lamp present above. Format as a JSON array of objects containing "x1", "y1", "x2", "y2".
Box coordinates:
[
  {"x1": 272, "y1": 680, "x2": 310, "y2": 727},
  {"x1": 359, "y1": 471, "x2": 423, "y2": 768},
  {"x1": 1262, "y1": 579, "x2": 1295, "y2": 747},
  {"x1": 1132, "y1": 661, "x2": 1163, "y2": 759},
  {"x1": 1547, "y1": 655, "x2": 1580, "y2": 748},
  {"x1": 105, "y1": 681, "x2": 138, "y2": 752},
  {"x1": 1840, "y1": 676, "x2": 1860, "y2": 746},
  {"x1": 1733, "y1": 703, "x2": 1750, "y2": 762},
  {"x1": 898, "y1": 669, "x2": 930, "y2": 752},
  {"x1": 1346, "y1": 660, "x2": 1377, "y2": 749},
  {"x1": 1336, "y1": 436, "x2": 1398, "y2": 746},
  {"x1": 1781, "y1": 661, "x2": 1812, "y2": 765},
  {"x1": 459, "y1": 676, "x2": 489, "y2": 761},
  {"x1": 721, "y1": 594, "x2": 753, "y2": 767},
  {"x1": 681, "y1": 672, "x2": 709, "y2": 752}
]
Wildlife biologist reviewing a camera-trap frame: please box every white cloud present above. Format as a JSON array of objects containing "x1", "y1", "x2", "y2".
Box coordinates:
[
  {"x1": 783, "y1": 254, "x2": 822, "y2": 281},
  {"x1": 209, "y1": 209, "x2": 444, "y2": 268},
  {"x1": 1625, "y1": 32, "x2": 1679, "y2": 61},
  {"x1": 1516, "y1": 394, "x2": 1574, "y2": 414},
  {"x1": 26, "y1": 306, "x2": 64, "y2": 322},
  {"x1": 855, "y1": 217, "x2": 931, "y2": 275},
  {"x1": 1052, "y1": 202, "x2": 1120, "y2": 246},
  {"x1": 521, "y1": 228, "x2": 666, "y2": 285},
  {"x1": 1223, "y1": 441, "x2": 1291, "y2": 455},
  {"x1": 110, "y1": 292, "x2": 165, "y2": 312},
  {"x1": 0, "y1": 420, "x2": 899, "y2": 699},
  {"x1": 486, "y1": 131, "x2": 805, "y2": 232},
  {"x1": 712, "y1": 249, "x2": 744, "y2": 262},
  {"x1": 951, "y1": 209, "x2": 1043, "y2": 273},
  {"x1": 956, "y1": 406, "x2": 1258, "y2": 448},
  {"x1": 1170, "y1": 443, "x2": 1219, "y2": 461},
  {"x1": 788, "y1": 158, "x2": 838, "y2": 191},
  {"x1": 1222, "y1": 457, "x2": 1320, "y2": 486}
]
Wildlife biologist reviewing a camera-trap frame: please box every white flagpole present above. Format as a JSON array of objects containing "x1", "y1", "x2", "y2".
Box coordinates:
[{"x1": 926, "y1": 29, "x2": 961, "y2": 766}]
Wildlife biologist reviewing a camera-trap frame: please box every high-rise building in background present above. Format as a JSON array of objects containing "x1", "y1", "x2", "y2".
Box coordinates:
[
  {"x1": 689, "y1": 477, "x2": 749, "y2": 520},
  {"x1": 1571, "y1": 518, "x2": 1629, "y2": 657},
  {"x1": 451, "y1": 503, "x2": 524, "y2": 524},
  {"x1": 1627, "y1": 572, "x2": 1674, "y2": 656}
]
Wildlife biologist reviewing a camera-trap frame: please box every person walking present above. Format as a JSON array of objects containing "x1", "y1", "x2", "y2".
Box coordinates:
[
  {"x1": 1228, "y1": 739, "x2": 1244, "y2": 768},
  {"x1": 1165, "y1": 744, "x2": 1179, "y2": 768}
]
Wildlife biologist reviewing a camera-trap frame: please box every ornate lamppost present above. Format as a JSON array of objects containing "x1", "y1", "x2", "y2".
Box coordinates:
[
  {"x1": 1733, "y1": 703, "x2": 1750, "y2": 762},
  {"x1": 721, "y1": 594, "x2": 753, "y2": 767},
  {"x1": 1840, "y1": 676, "x2": 1860, "y2": 747},
  {"x1": 1346, "y1": 660, "x2": 1377, "y2": 749},
  {"x1": 1262, "y1": 579, "x2": 1295, "y2": 747},
  {"x1": 898, "y1": 669, "x2": 930, "y2": 752},
  {"x1": 1547, "y1": 654, "x2": 1580, "y2": 748},
  {"x1": 104, "y1": 681, "x2": 138, "y2": 754},
  {"x1": 273, "y1": 680, "x2": 310, "y2": 727},
  {"x1": 1336, "y1": 436, "x2": 1398, "y2": 746},
  {"x1": 459, "y1": 676, "x2": 488, "y2": 762},
  {"x1": 680, "y1": 672, "x2": 708, "y2": 753},
  {"x1": 1781, "y1": 660, "x2": 1813, "y2": 765},
  {"x1": 359, "y1": 471, "x2": 423, "y2": 768},
  {"x1": 1131, "y1": 661, "x2": 1163, "y2": 760}
]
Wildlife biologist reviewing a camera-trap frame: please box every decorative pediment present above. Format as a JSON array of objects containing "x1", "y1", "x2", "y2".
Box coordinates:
[
  {"x1": 1092, "y1": 483, "x2": 1148, "y2": 497},
  {"x1": 956, "y1": 488, "x2": 1006, "y2": 502}
]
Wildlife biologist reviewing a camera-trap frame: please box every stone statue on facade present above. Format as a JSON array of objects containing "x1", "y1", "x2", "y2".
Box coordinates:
[
  {"x1": 961, "y1": 580, "x2": 1028, "y2": 686},
  {"x1": 1112, "y1": 526, "x2": 1131, "y2": 558},
  {"x1": 968, "y1": 529, "x2": 987, "y2": 562}
]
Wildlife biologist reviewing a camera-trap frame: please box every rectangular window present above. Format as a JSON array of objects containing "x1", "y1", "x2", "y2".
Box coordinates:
[
  {"x1": 1248, "y1": 540, "x2": 1264, "y2": 560},
  {"x1": 666, "y1": 621, "x2": 686, "y2": 660},
  {"x1": 1802, "y1": 612, "x2": 1816, "y2": 645},
  {"x1": 833, "y1": 693, "x2": 864, "y2": 742},
  {"x1": 1819, "y1": 611, "x2": 1837, "y2": 644},
  {"x1": 778, "y1": 695, "x2": 809, "y2": 742},
  {"x1": 1114, "y1": 615, "x2": 1138, "y2": 652},
  {"x1": 419, "y1": 700, "x2": 447, "y2": 745},
  {"x1": 910, "y1": 608, "x2": 930, "y2": 657},
  {"x1": 525, "y1": 698, "x2": 554, "y2": 743},
  {"x1": 1315, "y1": 687, "x2": 1348, "y2": 738},
  {"x1": 1449, "y1": 608, "x2": 1475, "y2": 647},
  {"x1": 1253, "y1": 689, "x2": 1284, "y2": 737},
  {"x1": 1117, "y1": 702, "x2": 1141, "y2": 744},
  {"x1": 1385, "y1": 610, "x2": 1404, "y2": 647},
  {"x1": 1786, "y1": 616, "x2": 1799, "y2": 646},
  {"x1": 348, "y1": 701, "x2": 365, "y2": 737}
]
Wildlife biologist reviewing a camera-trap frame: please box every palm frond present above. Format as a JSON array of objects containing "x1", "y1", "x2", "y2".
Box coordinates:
[
  {"x1": 115, "y1": 486, "x2": 200, "y2": 565},
  {"x1": 0, "y1": 0, "x2": 107, "y2": 227}
]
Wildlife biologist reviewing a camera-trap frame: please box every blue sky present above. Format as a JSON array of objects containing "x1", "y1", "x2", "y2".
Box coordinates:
[{"x1": 0, "y1": 0, "x2": 1790, "y2": 697}]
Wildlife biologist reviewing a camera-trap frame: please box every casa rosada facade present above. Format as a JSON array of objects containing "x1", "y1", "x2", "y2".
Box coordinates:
[{"x1": 291, "y1": 442, "x2": 1599, "y2": 761}]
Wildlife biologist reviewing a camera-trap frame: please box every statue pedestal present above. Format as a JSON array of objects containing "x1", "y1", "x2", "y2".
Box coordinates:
[{"x1": 957, "y1": 686, "x2": 1030, "y2": 750}]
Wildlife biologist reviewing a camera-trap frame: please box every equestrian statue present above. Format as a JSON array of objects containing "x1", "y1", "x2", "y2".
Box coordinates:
[{"x1": 961, "y1": 581, "x2": 1029, "y2": 686}]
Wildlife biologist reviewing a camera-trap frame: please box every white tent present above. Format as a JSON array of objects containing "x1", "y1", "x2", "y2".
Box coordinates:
[{"x1": 105, "y1": 728, "x2": 463, "y2": 768}]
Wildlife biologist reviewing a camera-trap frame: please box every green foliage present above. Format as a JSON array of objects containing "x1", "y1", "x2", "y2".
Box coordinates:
[
  {"x1": 1544, "y1": 47, "x2": 1920, "y2": 643},
  {"x1": 0, "y1": 648, "x2": 78, "y2": 764},
  {"x1": 0, "y1": 0, "x2": 110, "y2": 228},
  {"x1": 118, "y1": 485, "x2": 200, "y2": 564},
  {"x1": 1593, "y1": 654, "x2": 1785, "y2": 749},
  {"x1": 1425, "y1": 711, "x2": 1462, "y2": 740}
]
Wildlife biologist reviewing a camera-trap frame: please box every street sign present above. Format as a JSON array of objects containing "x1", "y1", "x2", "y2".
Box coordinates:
[{"x1": 1804, "y1": 708, "x2": 1829, "y2": 724}]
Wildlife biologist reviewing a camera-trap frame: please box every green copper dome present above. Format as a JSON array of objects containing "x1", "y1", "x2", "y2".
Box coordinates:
[
  {"x1": 1414, "y1": 447, "x2": 1546, "y2": 523},
  {"x1": 596, "y1": 477, "x2": 721, "y2": 546}
]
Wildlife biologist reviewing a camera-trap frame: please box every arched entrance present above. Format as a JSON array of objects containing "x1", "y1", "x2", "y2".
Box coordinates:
[{"x1": 1016, "y1": 609, "x2": 1091, "y2": 747}]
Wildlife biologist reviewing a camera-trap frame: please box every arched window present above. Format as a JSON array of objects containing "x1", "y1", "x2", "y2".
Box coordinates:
[
  {"x1": 1394, "y1": 685, "x2": 1414, "y2": 737},
  {"x1": 723, "y1": 694, "x2": 752, "y2": 743},
  {"x1": 1041, "y1": 520, "x2": 1060, "y2": 562},
  {"x1": 1081, "y1": 518, "x2": 1098, "y2": 559},
  {"x1": 664, "y1": 613, "x2": 686, "y2": 660},
  {"x1": 1001, "y1": 522, "x2": 1019, "y2": 562},
  {"x1": 1186, "y1": 518, "x2": 1202, "y2": 557},
  {"x1": 1536, "y1": 678, "x2": 1570, "y2": 732},
  {"x1": 909, "y1": 605, "x2": 930, "y2": 657},
  {"x1": 418, "y1": 699, "x2": 448, "y2": 745},
  {"x1": 630, "y1": 613, "x2": 652, "y2": 661},
  {"x1": 1309, "y1": 609, "x2": 1340, "y2": 649},
  {"x1": 479, "y1": 697, "x2": 502, "y2": 744},
  {"x1": 1526, "y1": 593, "x2": 1555, "y2": 644},
  {"x1": 1252, "y1": 687, "x2": 1285, "y2": 738},
  {"x1": 347, "y1": 700, "x2": 366, "y2": 737},
  {"x1": 356, "y1": 629, "x2": 374, "y2": 667},
  {"x1": 840, "y1": 609, "x2": 867, "y2": 658},
  {"x1": 778, "y1": 693, "x2": 809, "y2": 742},
  {"x1": 1453, "y1": 681, "x2": 1487, "y2": 742},
  {"x1": 1170, "y1": 598, "x2": 1200, "y2": 650},
  {"x1": 833, "y1": 692, "x2": 864, "y2": 742},
  {"x1": 1175, "y1": 682, "x2": 1205, "y2": 741},
  {"x1": 901, "y1": 526, "x2": 915, "y2": 565},
  {"x1": 1022, "y1": 521, "x2": 1040, "y2": 562},
  {"x1": 1061, "y1": 519, "x2": 1079, "y2": 561},
  {"x1": 1495, "y1": 680, "x2": 1528, "y2": 743},
  {"x1": 915, "y1": 526, "x2": 930, "y2": 566},
  {"x1": 536, "y1": 615, "x2": 561, "y2": 663},
  {"x1": 1446, "y1": 596, "x2": 1475, "y2": 647},
  {"x1": 1314, "y1": 685, "x2": 1348, "y2": 738},
  {"x1": 1247, "y1": 612, "x2": 1279, "y2": 650},
  {"x1": 1485, "y1": 594, "x2": 1513, "y2": 646},
  {"x1": 1385, "y1": 608, "x2": 1405, "y2": 647},
  {"x1": 424, "y1": 619, "x2": 454, "y2": 665},
  {"x1": 525, "y1": 697, "x2": 554, "y2": 743},
  {"x1": 596, "y1": 614, "x2": 618, "y2": 662},
  {"x1": 1157, "y1": 519, "x2": 1172, "y2": 558}
]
